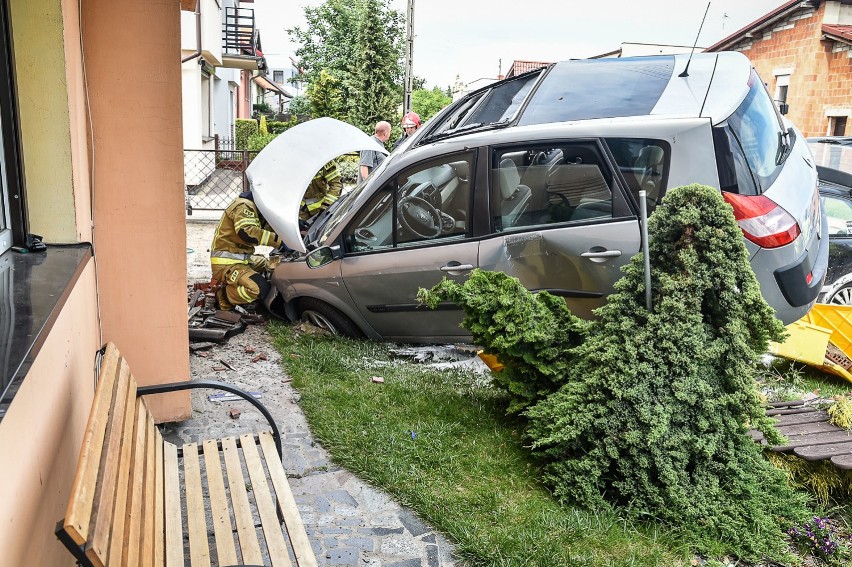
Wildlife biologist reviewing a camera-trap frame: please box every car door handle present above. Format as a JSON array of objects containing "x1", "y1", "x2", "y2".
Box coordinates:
[
  {"x1": 440, "y1": 263, "x2": 475, "y2": 272},
  {"x1": 580, "y1": 250, "x2": 622, "y2": 258}
]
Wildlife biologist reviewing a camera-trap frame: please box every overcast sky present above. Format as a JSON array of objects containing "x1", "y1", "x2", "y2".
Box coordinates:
[{"x1": 254, "y1": 0, "x2": 786, "y2": 89}]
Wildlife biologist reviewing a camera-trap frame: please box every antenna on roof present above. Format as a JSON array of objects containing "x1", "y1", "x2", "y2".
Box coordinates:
[{"x1": 679, "y1": 2, "x2": 711, "y2": 78}]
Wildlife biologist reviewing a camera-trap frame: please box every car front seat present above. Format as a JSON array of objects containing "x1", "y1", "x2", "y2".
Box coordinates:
[{"x1": 497, "y1": 158, "x2": 531, "y2": 227}]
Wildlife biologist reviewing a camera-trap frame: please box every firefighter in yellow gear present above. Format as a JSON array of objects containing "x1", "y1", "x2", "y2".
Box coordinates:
[
  {"x1": 300, "y1": 160, "x2": 342, "y2": 224},
  {"x1": 210, "y1": 191, "x2": 283, "y2": 310}
]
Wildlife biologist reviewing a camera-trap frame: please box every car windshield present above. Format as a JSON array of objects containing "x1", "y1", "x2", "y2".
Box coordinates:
[
  {"x1": 422, "y1": 71, "x2": 544, "y2": 140},
  {"x1": 518, "y1": 56, "x2": 674, "y2": 125}
]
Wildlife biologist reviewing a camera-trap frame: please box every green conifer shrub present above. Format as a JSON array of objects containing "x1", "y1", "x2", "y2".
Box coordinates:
[
  {"x1": 421, "y1": 184, "x2": 811, "y2": 561},
  {"x1": 419, "y1": 269, "x2": 589, "y2": 413}
]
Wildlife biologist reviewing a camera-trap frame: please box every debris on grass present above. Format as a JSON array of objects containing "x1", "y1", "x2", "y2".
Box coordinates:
[{"x1": 828, "y1": 395, "x2": 852, "y2": 430}]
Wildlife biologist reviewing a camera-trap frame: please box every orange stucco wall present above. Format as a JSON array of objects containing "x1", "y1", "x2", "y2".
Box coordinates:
[
  {"x1": 0, "y1": 261, "x2": 99, "y2": 567},
  {"x1": 735, "y1": 3, "x2": 852, "y2": 137},
  {"x1": 80, "y1": 0, "x2": 191, "y2": 421}
]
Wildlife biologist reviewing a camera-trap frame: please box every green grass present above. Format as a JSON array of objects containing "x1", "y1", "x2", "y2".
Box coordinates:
[
  {"x1": 269, "y1": 322, "x2": 694, "y2": 566},
  {"x1": 758, "y1": 357, "x2": 852, "y2": 401}
]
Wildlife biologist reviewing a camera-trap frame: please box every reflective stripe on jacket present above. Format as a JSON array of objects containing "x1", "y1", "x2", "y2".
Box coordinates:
[{"x1": 210, "y1": 197, "x2": 281, "y2": 264}]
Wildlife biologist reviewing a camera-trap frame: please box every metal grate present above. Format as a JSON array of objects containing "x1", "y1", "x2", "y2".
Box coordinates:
[{"x1": 184, "y1": 148, "x2": 259, "y2": 214}]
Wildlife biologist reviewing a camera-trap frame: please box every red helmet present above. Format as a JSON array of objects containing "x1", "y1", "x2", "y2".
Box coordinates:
[{"x1": 401, "y1": 111, "x2": 421, "y2": 128}]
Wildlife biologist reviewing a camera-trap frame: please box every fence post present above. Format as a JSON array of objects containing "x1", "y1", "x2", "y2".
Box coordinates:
[
  {"x1": 242, "y1": 150, "x2": 249, "y2": 193},
  {"x1": 214, "y1": 134, "x2": 220, "y2": 163}
]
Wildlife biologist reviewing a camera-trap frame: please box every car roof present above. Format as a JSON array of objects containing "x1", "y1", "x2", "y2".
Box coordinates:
[{"x1": 414, "y1": 52, "x2": 752, "y2": 148}]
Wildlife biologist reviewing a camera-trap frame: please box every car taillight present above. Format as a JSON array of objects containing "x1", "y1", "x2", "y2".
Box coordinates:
[{"x1": 722, "y1": 192, "x2": 800, "y2": 249}]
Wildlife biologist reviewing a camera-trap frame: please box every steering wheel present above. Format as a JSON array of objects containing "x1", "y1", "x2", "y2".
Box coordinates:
[{"x1": 399, "y1": 195, "x2": 442, "y2": 238}]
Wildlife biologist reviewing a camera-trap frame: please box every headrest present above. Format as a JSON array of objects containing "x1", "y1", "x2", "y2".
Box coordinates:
[
  {"x1": 498, "y1": 159, "x2": 520, "y2": 200},
  {"x1": 638, "y1": 145, "x2": 664, "y2": 166}
]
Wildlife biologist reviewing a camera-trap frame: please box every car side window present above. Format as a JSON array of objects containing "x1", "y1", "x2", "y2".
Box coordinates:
[
  {"x1": 823, "y1": 193, "x2": 852, "y2": 237},
  {"x1": 604, "y1": 138, "x2": 670, "y2": 213},
  {"x1": 343, "y1": 152, "x2": 474, "y2": 253},
  {"x1": 491, "y1": 143, "x2": 614, "y2": 233}
]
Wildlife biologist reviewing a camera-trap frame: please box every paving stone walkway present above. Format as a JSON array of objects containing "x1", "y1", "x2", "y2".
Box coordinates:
[{"x1": 160, "y1": 325, "x2": 457, "y2": 566}]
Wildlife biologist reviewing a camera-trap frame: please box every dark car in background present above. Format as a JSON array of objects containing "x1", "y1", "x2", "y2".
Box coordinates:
[{"x1": 811, "y1": 142, "x2": 852, "y2": 304}]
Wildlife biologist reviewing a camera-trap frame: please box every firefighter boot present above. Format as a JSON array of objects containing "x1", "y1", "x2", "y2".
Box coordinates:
[{"x1": 217, "y1": 286, "x2": 233, "y2": 311}]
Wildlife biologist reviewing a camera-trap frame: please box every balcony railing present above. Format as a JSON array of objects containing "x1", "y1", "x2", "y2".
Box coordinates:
[{"x1": 222, "y1": 6, "x2": 259, "y2": 58}]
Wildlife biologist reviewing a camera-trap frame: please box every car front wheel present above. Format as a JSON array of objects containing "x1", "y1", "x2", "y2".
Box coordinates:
[
  {"x1": 296, "y1": 297, "x2": 363, "y2": 338},
  {"x1": 827, "y1": 283, "x2": 852, "y2": 306}
]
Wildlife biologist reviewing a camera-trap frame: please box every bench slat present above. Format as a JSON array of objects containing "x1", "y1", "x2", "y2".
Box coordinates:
[
  {"x1": 259, "y1": 431, "x2": 318, "y2": 567},
  {"x1": 184, "y1": 442, "x2": 211, "y2": 567},
  {"x1": 222, "y1": 436, "x2": 264, "y2": 564},
  {"x1": 106, "y1": 375, "x2": 139, "y2": 566},
  {"x1": 154, "y1": 431, "x2": 165, "y2": 567},
  {"x1": 240, "y1": 434, "x2": 293, "y2": 567},
  {"x1": 141, "y1": 411, "x2": 158, "y2": 567},
  {"x1": 163, "y1": 443, "x2": 184, "y2": 567},
  {"x1": 203, "y1": 439, "x2": 239, "y2": 566},
  {"x1": 124, "y1": 402, "x2": 149, "y2": 567},
  {"x1": 84, "y1": 357, "x2": 132, "y2": 566},
  {"x1": 64, "y1": 344, "x2": 123, "y2": 545}
]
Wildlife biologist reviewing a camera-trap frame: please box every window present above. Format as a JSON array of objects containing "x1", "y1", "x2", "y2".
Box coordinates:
[
  {"x1": 713, "y1": 69, "x2": 789, "y2": 195},
  {"x1": 832, "y1": 116, "x2": 848, "y2": 137},
  {"x1": 519, "y1": 57, "x2": 674, "y2": 126},
  {"x1": 605, "y1": 138, "x2": 670, "y2": 212},
  {"x1": 822, "y1": 193, "x2": 852, "y2": 237},
  {"x1": 273, "y1": 70, "x2": 284, "y2": 84},
  {"x1": 344, "y1": 153, "x2": 474, "y2": 252},
  {"x1": 0, "y1": 0, "x2": 24, "y2": 252},
  {"x1": 420, "y1": 72, "x2": 543, "y2": 140},
  {"x1": 200, "y1": 71, "x2": 211, "y2": 140},
  {"x1": 775, "y1": 74, "x2": 789, "y2": 110},
  {"x1": 491, "y1": 143, "x2": 615, "y2": 232}
]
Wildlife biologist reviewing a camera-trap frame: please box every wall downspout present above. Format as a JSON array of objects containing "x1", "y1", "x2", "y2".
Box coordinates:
[{"x1": 181, "y1": 0, "x2": 202, "y2": 63}]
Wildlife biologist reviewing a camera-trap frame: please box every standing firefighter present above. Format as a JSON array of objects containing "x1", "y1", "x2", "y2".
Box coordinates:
[
  {"x1": 301, "y1": 160, "x2": 342, "y2": 228},
  {"x1": 210, "y1": 191, "x2": 282, "y2": 311}
]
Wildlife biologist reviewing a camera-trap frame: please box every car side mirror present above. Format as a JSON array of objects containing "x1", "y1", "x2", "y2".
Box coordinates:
[{"x1": 306, "y1": 245, "x2": 342, "y2": 269}]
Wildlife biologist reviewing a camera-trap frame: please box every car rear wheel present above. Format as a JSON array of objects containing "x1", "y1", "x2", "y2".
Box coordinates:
[
  {"x1": 297, "y1": 297, "x2": 363, "y2": 338},
  {"x1": 827, "y1": 283, "x2": 852, "y2": 306}
]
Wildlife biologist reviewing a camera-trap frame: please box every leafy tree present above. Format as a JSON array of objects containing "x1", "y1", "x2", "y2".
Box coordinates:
[
  {"x1": 421, "y1": 184, "x2": 811, "y2": 562},
  {"x1": 305, "y1": 69, "x2": 345, "y2": 120},
  {"x1": 286, "y1": 95, "x2": 311, "y2": 116},
  {"x1": 288, "y1": 0, "x2": 404, "y2": 132},
  {"x1": 412, "y1": 86, "x2": 452, "y2": 121}
]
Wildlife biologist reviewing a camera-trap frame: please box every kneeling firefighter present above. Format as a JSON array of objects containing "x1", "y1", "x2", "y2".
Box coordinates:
[{"x1": 210, "y1": 190, "x2": 283, "y2": 311}]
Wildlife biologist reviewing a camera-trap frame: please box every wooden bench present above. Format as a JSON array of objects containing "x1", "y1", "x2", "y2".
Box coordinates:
[{"x1": 56, "y1": 342, "x2": 317, "y2": 567}]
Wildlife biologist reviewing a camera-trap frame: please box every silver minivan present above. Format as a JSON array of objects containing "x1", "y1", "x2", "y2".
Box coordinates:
[{"x1": 251, "y1": 52, "x2": 828, "y2": 343}]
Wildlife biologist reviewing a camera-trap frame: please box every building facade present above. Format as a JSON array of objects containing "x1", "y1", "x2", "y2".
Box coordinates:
[
  {"x1": 0, "y1": 0, "x2": 193, "y2": 563},
  {"x1": 180, "y1": 0, "x2": 271, "y2": 150},
  {"x1": 706, "y1": 0, "x2": 852, "y2": 137}
]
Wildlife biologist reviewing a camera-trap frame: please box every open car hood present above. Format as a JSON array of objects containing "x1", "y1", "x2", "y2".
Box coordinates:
[{"x1": 246, "y1": 117, "x2": 388, "y2": 253}]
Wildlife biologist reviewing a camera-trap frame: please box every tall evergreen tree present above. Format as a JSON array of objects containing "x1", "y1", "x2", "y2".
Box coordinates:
[{"x1": 288, "y1": 0, "x2": 403, "y2": 132}]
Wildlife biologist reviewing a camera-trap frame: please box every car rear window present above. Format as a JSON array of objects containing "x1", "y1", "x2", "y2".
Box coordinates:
[{"x1": 518, "y1": 57, "x2": 674, "y2": 126}]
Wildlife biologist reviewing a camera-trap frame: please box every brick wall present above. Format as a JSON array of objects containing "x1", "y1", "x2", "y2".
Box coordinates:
[{"x1": 727, "y1": 3, "x2": 852, "y2": 137}]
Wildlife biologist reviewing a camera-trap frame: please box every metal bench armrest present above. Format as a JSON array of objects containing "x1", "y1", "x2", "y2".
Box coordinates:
[{"x1": 137, "y1": 380, "x2": 282, "y2": 460}]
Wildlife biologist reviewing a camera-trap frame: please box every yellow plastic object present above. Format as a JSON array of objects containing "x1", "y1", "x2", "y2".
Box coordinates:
[
  {"x1": 769, "y1": 320, "x2": 833, "y2": 366},
  {"x1": 769, "y1": 304, "x2": 852, "y2": 384},
  {"x1": 477, "y1": 351, "x2": 504, "y2": 372},
  {"x1": 803, "y1": 304, "x2": 852, "y2": 354}
]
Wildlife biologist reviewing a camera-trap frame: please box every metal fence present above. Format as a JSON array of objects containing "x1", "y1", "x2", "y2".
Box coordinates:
[{"x1": 184, "y1": 145, "x2": 259, "y2": 214}]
